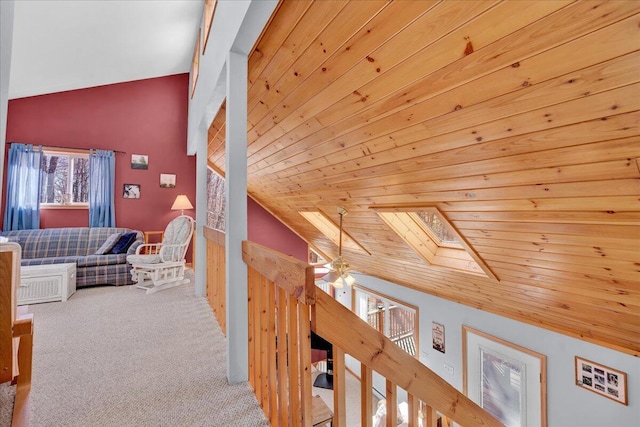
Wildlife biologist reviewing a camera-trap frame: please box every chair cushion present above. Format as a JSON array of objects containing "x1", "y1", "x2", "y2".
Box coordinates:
[
  {"x1": 109, "y1": 232, "x2": 138, "y2": 254},
  {"x1": 126, "y1": 254, "x2": 161, "y2": 265},
  {"x1": 94, "y1": 232, "x2": 122, "y2": 255}
]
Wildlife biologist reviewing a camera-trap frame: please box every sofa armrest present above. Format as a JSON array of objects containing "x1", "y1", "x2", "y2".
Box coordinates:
[{"x1": 127, "y1": 239, "x2": 145, "y2": 255}]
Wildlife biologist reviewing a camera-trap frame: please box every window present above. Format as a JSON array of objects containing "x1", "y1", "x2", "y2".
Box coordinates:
[
  {"x1": 353, "y1": 286, "x2": 418, "y2": 357},
  {"x1": 40, "y1": 150, "x2": 89, "y2": 206},
  {"x1": 206, "y1": 167, "x2": 226, "y2": 230},
  {"x1": 413, "y1": 210, "x2": 461, "y2": 249},
  {"x1": 299, "y1": 210, "x2": 370, "y2": 254},
  {"x1": 375, "y1": 206, "x2": 496, "y2": 279}
]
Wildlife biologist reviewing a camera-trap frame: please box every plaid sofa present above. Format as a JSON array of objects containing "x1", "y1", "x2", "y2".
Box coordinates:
[{"x1": 0, "y1": 227, "x2": 144, "y2": 287}]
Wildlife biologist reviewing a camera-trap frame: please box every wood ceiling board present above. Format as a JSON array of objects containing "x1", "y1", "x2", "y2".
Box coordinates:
[
  {"x1": 248, "y1": 1, "x2": 637, "y2": 177},
  {"x1": 207, "y1": 1, "x2": 640, "y2": 356}
]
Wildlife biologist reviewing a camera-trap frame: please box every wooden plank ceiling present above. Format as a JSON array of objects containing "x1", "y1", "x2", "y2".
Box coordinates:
[{"x1": 207, "y1": 0, "x2": 640, "y2": 356}]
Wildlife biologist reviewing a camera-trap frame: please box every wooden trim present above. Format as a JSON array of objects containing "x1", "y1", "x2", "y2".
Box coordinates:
[
  {"x1": 203, "y1": 225, "x2": 225, "y2": 247},
  {"x1": 201, "y1": 0, "x2": 217, "y2": 54},
  {"x1": 190, "y1": 28, "x2": 201, "y2": 98}
]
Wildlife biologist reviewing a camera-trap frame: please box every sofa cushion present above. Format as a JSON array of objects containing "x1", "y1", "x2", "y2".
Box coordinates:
[
  {"x1": 34, "y1": 228, "x2": 90, "y2": 257},
  {"x1": 21, "y1": 256, "x2": 81, "y2": 266},
  {"x1": 77, "y1": 254, "x2": 127, "y2": 268},
  {"x1": 109, "y1": 232, "x2": 138, "y2": 254},
  {"x1": 94, "y1": 232, "x2": 122, "y2": 255}
]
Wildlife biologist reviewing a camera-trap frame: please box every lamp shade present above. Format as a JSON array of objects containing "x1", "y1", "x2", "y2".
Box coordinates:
[{"x1": 171, "y1": 195, "x2": 193, "y2": 214}]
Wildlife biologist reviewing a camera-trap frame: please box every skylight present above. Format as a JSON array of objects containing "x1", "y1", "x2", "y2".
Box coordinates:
[
  {"x1": 374, "y1": 207, "x2": 496, "y2": 280},
  {"x1": 299, "y1": 211, "x2": 369, "y2": 254}
]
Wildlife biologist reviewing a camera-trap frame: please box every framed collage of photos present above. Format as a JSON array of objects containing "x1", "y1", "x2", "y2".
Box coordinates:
[{"x1": 575, "y1": 356, "x2": 627, "y2": 405}]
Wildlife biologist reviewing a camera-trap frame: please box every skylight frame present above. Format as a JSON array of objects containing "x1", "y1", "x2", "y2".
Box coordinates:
[
  {"x1": 299, "y1": 210, "x2": 370, "y2": 255},
  {"x1": 373, "y1": 206, "x2": 497, "y2": 280},
  {"x1": 409, "y1": 208, "x2": 463, "y2": 249}
]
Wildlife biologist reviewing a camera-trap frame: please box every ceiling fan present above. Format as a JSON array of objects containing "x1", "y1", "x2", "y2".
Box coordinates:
[{"x1": 322, "y1": 207, "x2": 356, "y2": 288}]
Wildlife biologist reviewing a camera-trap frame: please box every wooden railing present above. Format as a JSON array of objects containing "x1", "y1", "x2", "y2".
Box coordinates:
[
  {"x1": 243, "y1": 240, "x2": 316, "y2": 426},
  {"x1": 203, "y1": 231, "x2": 503, "y2": 426},
  {"x1": 1, "y1": 243, "x2": 34, "y2": 427},
  {"x1": 204, "y1": 227, "x2": 226, "y2": 335}
]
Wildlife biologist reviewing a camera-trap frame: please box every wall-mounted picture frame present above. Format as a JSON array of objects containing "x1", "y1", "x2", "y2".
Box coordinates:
[
  {"x1": 131, "y1": 154, "x2": 148, "y2": 170},
  {"x1": 123, "y1": 184, "x2": 141, "y2": 199},
  {"x1": 432, "y1": 322, "x2": 445, "y2": 353},
  {"x1": 575, "y1": 356, "x2": 627, "y2": 405},
  {"x1": 160, "y1": 173, "x2": 176, "y2": 188}
]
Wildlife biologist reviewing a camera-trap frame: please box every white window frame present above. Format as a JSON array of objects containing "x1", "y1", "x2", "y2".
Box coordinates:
[{"x1": 40, "y1": 149, "x2": 90, "y2": 209}]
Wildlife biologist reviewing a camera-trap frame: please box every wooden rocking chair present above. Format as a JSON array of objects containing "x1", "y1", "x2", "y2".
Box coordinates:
[
  {"x1": 126, "y1": 215, "x2": 195, "y2": 294},
  {"x1": 1, "y1": 242, "x2": 34, "y2": 427}
]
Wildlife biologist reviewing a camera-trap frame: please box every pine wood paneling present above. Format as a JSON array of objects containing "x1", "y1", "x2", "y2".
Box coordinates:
[{"x1": 208, "y1": 1, "x2": 640, "y2": 356}]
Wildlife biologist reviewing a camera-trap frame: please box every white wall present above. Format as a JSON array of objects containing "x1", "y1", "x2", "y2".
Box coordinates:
[
  {"x1": 0, "y1": 0, "x2": 16, "y2": 214},
  {"x1": 187, "y1": 0, "x2": 278, "y2": 155},
  {"x1": 347, "y1": 273, "x2": 639, "y2": 427}
]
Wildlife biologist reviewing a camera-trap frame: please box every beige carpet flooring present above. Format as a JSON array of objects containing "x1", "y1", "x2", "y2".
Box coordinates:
[{"x1": 27, "y1": 275, "x2": 268, "y2": 427}]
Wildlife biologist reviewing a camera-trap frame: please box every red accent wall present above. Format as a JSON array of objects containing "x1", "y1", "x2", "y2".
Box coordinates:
[
  {"x1": 4, "y1": 74, "x2": 195, "y2": 234},
  {"x1": 248, "y1": 197, "x2": 308, "y2": 262},
  {"x1": 3, "y1": 74, "x2": 308, "y2": 263}
]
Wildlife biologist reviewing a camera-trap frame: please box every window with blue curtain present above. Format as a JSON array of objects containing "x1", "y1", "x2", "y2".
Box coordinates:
[
  {"x1": 88, "y1": 149, "x2": 116, "y2": 227},
  {"x1": 3, "y1": 143, "x2": 43, "y2": 231}
]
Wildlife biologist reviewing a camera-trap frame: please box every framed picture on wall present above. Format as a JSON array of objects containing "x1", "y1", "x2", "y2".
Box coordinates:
[
  {"x1": 131, "y1": 154, "x2": 148, "y2": 170},
  {"x1": 432, "y1": 322, "x2": 445, "y2": 353},
  {"x1": 123, "y1": 184, "x2": 141, "y2": 199},
  {"x1": 160, "y1": 173, "x2": 176, "y2": 188},
  {"x1": 575, "y1": 356, "x2": 627, "y2": 405}
]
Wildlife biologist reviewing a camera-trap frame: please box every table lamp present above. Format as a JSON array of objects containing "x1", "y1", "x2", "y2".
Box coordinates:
[{"x1": 171, "y1": 195, "x2": 193, "y2": 215}]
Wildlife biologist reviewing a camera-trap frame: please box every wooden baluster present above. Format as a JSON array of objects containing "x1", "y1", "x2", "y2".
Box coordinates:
[
  {"x1": 299, "y1": 304, "x2": 313, "y2": 427},
  {"x1": 333, "y1": 346, "x2": 346, "y2": 426},
  {"x1": 277, "y1": 287, "x2": 290, "y2": 426},
  {"x1": 288, "y1": 294, "x2": 301, "y2": 427},
  {"x1": 268, "y1": 280, "x2": 278, "y2": 425},
  {"x1": 407, "y1": 394, "x2": 419, "y2": 427},
  {"x1": 361, "y1": 364, "x2": 373, "y2": 427},
  {"x1": 260, "y1": 276, "x2": 270, "y2": 417},
  {"x1": 248, "y1": 269, "x2": 255, "y2": 389},
  {"x1": 424, "y1": 404, "x2": 438, "y2": 427},
  {"x1": 386, "y1": 380, "x2": 397, "y2": 427}
]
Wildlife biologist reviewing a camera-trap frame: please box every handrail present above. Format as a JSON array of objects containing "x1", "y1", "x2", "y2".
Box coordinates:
[
  {"x1": 1, "y1": 243, "x2": 34, "y2": 427},
  {"x1": 204, "y1": 234, "x2": 502, "y2": 426},
  {"x1": 242, "y1": 241, "x2": 316, "y2": 305},
  {"x1": 243, "y1": 240, "x2": 316, "y2": 426},
  {"x1": 314, "y1": 290, "x2": 504, "y2": 427}
]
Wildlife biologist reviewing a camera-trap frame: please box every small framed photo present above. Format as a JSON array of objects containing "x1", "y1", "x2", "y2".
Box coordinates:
[
  {"x1": 575, "y1": 356, "x2": 627, "y2": 405},
  {"x1": 160, "y1": 173, "x2": 176, "y2": 188},
  {"x1": 432, "y1": 322, "x2": 445, "y2": 353},
  {"x1": 123, "y1": 184, "x2": 141, "y2": 199},
  {"x1": 131, "y1": 154, "x2": 149, "y2": 170}
]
